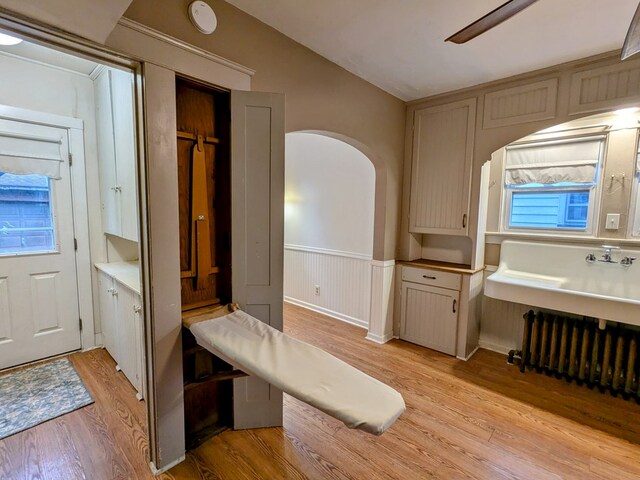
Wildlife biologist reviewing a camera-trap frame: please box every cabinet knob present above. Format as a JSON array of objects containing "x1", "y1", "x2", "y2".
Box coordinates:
[{"x1": 133, "y1": 305, "x2": 142, "y2": 313}]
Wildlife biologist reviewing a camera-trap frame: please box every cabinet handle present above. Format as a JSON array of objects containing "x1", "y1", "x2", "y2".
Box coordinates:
[
  {"x1": 422, "y1": 275, "x2": 437, "y2": 280},
  {"x1": 112, "y1": 289, "x2": 118, "y2": 296},
  {"x1": 452, "y1": 299, "x2": 457, "y2": 313},
  {"x1": 462, "y1": 214, "x2": 467, "y2": 228}
]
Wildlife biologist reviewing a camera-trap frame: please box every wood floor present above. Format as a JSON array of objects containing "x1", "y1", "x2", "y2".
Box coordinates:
[{"x1": 2, "y1": 304, "x2": 640, "y2": 479}]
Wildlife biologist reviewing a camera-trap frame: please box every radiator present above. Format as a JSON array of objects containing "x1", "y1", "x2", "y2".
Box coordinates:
[{"x1": 519, "y1": 310, "x2": 639, "y2": 400}]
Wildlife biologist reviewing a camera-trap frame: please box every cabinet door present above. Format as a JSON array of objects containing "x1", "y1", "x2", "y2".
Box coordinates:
[
  {"x1": 409, "y1": 98, "x2": 476, "y2": 235},
  {"x1": 115, "y1": 281, "x2": 137, "y2": 391},
  {"x1": 97, "y1": 270, "x2": 117, "y2": 362},
  {"x1": 231, "y1": 90, "x2": 285, "y2": 429},
  {"x1": 400, "y1": 281, "x2": 459, "y2": 356},
  {"x1": 94, "y1": 70, "x2": 121, "y2": 237},
  {"x1": 111, "y1": 69, "x2": 139, "y2": 242}
]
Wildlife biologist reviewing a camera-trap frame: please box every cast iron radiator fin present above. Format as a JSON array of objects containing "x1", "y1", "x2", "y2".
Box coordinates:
[{"x1": 519, "y1": 310, "x2": 639, "y2": 401}]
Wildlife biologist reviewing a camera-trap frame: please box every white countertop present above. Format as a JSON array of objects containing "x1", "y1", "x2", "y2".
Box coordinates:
[{"x1": 95, "y1": 261, "x2": 141, "y2": 295}]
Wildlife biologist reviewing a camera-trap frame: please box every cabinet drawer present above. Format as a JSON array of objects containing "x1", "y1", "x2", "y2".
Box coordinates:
[{"x1": 401, "y1": 266, "x2": 461, "y2": 290}]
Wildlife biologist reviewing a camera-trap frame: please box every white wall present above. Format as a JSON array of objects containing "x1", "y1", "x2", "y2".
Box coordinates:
[
  {"x1": 0, "y1": 52, "x2": 105, "y2": 337},
  {"x1": 284, "y1": 133, "x2": 375, "y2": 327},
  {"x1": 285, "y1": 133, "x2": 375, "y2": 255}
]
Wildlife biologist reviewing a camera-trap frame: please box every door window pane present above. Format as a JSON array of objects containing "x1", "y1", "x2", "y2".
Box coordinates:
[{"x1": 0, "y1": 172, "x2": 56, "y2": 254}]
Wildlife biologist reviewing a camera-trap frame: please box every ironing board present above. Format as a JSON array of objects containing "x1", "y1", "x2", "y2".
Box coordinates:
[{"x1": 185, "y1": 305, "x2": 406, "y2": 435}]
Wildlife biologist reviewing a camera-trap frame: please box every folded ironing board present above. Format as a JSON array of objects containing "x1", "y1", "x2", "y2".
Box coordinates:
[{"x1": 185, "y1": 305, "x2": 405, "y2": 435}]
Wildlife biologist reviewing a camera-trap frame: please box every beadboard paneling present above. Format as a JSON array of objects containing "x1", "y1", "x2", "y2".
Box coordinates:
[
  {"x1": 483, "y1": 78, "x2": 558, "y2": 129},
  {"x1": 284, "y1": 246, "x2": 371, "y2": 329},
  {"x1": 480, "y1": 270, "x2": 530, "y2": 354},
  {"x1": 569, "y1": 60, "x2": 640, "y2": 115}
]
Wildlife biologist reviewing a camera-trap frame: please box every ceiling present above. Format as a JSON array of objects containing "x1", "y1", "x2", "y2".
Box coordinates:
[
  {"x1": 0, "y1": 0, "x2": 133, "y2": 43},
  {"x1": 226, "y1": 0, "x2": 640, "y2": 101},
  {"x1": 0, "y1": 38, "x2": 98, "y2": 75}
]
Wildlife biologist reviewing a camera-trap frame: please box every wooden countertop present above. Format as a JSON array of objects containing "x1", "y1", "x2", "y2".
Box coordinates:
[{"x1": 397, "y1": 259, "x2": 484, "y2": 275}]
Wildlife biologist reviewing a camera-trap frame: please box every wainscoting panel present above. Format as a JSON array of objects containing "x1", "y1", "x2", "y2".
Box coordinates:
[
  {"x1": 480, "y1": 269, "x2": 530, "y2": 354},
  {"x1": 284, "y1": 245, "x2": 372, "y2": 329}
]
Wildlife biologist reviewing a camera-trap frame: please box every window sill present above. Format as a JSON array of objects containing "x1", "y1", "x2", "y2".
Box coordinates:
[{"x1": 485, "y1": 231, "x2": 640, "y2": 247}]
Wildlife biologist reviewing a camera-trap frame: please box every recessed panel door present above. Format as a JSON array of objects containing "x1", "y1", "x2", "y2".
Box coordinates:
[{"x1": 0, "y1": 118, "x2": 81, "y2": 369}]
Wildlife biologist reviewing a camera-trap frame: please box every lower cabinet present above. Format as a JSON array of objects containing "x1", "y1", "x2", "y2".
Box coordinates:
[
  {"x1": 97, "y1": 268, "x2": 145, "y2": 400},
  {"x1": 399, "y1": 266, "x2": 460, "y2": 356}
]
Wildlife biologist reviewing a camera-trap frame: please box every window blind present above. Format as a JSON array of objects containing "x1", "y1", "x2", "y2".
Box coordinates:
[
  {"x1": 505, "y1": 136, "x2": 604, "y2": 186},
  {"x1": 0, "y1": 131, "x2": 64, "y2": 179}
]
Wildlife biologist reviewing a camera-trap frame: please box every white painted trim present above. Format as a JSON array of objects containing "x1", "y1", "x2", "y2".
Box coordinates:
[
  {"x1": 284, "y1": 297, "x2": 368, "y2": 330},
  {"x1": 0, "y1": 50, "x2": 93, "y2": 78},
  {"x1": 365, "y1": 331, "x2": 394, "y2": 344},
  {"x1": 89, "y1": 64, "x2": 107, "y2": 80},
  {"x1": 484, "y1": 264, "x2": 498, "y2": 273},
  {"x1": 371, "y1": 259, "x2": 395, "y2": 267},
  {"x1": 0, "y1": 104, "x2": 83, "y2": 129},
  {"x1": 94, "y1": 333, "x2": 103, "y2": 347},
  {"x1": 117, "y1": 18, "x2": 255, "y2": 77},
  {"x1": 284, "y1": 243, "x2": 372, "y2": 261},
  {"x1": 478, "y1": 341, "x2": 513, "y2": 356},
  {"x1": 68, "y1": 127, "x2": 96, "y2": 351},
  {"x1": 485, "y1": 231, "x2": 640, "y2": 247},
  {"x1": 149, "y1": 456, "x2": 185, "y2": 476},
  {"x1": 456, "y1": 345, "x2": 480, "y2": 361}
]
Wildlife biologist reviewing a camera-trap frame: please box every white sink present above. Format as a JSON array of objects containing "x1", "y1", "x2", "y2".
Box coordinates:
[{"x1": 485, "y1": 240, "x2": 640, "y2": 326}]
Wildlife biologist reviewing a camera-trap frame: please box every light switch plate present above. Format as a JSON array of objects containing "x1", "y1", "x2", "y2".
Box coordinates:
[{"x1": 606, "y1": 213, "x2": 620, "y2": 230}]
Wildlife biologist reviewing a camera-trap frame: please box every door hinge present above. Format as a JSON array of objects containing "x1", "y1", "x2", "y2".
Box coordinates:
[
  {"x1": 68, "y1": 153, "x2": 73, "y2": 166},
  {"x1": 74, "y1": 238, "x2": 78, "y2": 251},
  {"x1": 79, "y1": 318, "x2": 83, "y2": 331}
]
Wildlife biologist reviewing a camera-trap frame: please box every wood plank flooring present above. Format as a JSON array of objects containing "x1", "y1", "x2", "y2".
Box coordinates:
[{"x1": 2, "y1": 303, "x2": 640, "y2": 479}]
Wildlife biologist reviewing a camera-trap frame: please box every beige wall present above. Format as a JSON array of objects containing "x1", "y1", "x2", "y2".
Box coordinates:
[
  {"x1": 400, "y1": 52, "x2": 640, "y2": 266},
  {"x1": 122, "y1": 0, "x2": 406, "y2": 260}
]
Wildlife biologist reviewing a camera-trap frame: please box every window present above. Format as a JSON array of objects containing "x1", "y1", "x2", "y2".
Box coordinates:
[
  {"x1": 0, "y1": 172, "x2": 56, "y2": 255},
  {"x1": 503, "y1": 136, "x2": 605, "y2": 233}
]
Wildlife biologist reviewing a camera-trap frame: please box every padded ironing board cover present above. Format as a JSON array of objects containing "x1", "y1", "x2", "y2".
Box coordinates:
[{"x1": 189, "y1": 308, "x2": 406, "y2": 435}]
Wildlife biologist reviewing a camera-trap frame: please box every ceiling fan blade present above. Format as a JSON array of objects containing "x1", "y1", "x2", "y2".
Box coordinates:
[
  {"x1": 621, "y1": 2, "x2": 640, "y2": 60},
  {"x1": 446, "y1": 0, "x2": 539, "y2": 44}
]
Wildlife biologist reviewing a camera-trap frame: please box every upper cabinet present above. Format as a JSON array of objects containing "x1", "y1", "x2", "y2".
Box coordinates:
[
  {"x1": 409, "y1": 98, "x2": 476, "y2": 235},
  {"x1": 94, "y1": 67, "x2": 139, "y2": 242}
]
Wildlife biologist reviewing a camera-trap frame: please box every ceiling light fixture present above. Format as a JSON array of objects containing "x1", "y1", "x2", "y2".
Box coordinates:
[
  {"x1": 0, "y1": 33, "x2": 22, "y2": 46},
  {"x1": 188, "y1": 1, "x2": 217, "y2": 35}
]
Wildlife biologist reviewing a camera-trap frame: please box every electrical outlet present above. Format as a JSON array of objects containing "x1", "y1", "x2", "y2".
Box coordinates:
[{"x1": 314, "y1": 285, "x2": 320, "y2": 295}]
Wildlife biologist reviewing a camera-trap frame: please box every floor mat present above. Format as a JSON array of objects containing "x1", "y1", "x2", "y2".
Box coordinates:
[{"x1": 0, "y1": 357, "x2": 94, "y2": 439}]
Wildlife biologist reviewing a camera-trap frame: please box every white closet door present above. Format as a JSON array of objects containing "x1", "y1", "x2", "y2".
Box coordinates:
[{"x1": 231, "y1": 90, "x2": 285, "y2": 429}]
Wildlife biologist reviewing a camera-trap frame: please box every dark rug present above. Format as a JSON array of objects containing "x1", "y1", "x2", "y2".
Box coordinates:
[{"x1": 0, "y1": 357, "x2": 94, "y2": 439}]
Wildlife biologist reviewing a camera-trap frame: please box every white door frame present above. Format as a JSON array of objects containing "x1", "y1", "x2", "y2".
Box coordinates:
[{"x1": 0, "y1": 104, "x2": 95, "y2": 351}]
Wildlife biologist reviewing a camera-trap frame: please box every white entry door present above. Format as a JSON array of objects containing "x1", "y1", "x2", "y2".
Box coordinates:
[{"x1": 0, "y1": 118, "x2": 81, "y2": 369}]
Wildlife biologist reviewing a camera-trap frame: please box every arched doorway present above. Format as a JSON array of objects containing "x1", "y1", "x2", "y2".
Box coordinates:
[{"x1": 283, "y1": 132, "x2": 377, "y2": 331}]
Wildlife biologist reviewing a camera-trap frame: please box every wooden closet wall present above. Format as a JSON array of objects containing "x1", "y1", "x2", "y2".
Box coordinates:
[
  {"x1": 176, "y1": 78, "x2": 232, "y2": 310},
  {"x1": 176, "y1": 78, "x2": 233, "y2": 447}
]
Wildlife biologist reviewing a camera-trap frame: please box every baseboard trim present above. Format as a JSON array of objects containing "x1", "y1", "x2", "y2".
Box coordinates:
[
  {"x1": 456, "y1": 345, "x2": 480, "y2": 361},
  {"x1": 365, "y1": 331, "x2": 394, "y2": 344},
  {"x1": 478, "y1": 340, "x2": 513, "y2": 356},
  {"x1": 284, "y1": 297, "x2": 368, "y2": 330},
  {"x1": 150, "y1": 455, "x2": 185, "y2": 476}
]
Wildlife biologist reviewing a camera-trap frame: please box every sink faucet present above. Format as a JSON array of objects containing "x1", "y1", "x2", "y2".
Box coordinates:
[
  {"x1": 599, "y1": 245, "x2": 620, "y2": 263},
  {"x1": 621, "y1": 256, "x2": 636, "y2": 266}
]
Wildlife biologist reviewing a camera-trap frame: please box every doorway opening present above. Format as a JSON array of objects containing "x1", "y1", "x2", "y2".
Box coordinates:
[
  {"x1": 283, "y1": 132, "x2": 376, "y2": 330},
  {"x1": 0, "y1": 28, "x2": 148, "y2": 453}
]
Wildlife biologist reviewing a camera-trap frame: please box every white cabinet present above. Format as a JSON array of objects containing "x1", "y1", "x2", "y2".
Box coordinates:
[
  {"x1": 96, "y1": 263, "x2": 145, "y2": 400},
  {"x1": 409, "y1": 98, "x2": 476, "y2": 235},
  {"x1": 400, "y1": 266, "x2": 460, "y2": 355},
  {"x1": 94, "y1": 67, "x2": 138, "y2": 242}
]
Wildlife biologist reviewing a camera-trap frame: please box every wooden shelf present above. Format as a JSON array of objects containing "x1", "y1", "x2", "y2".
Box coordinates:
[{"x1": 184, "y1": 370, "x2": 248, "y2": 392}]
